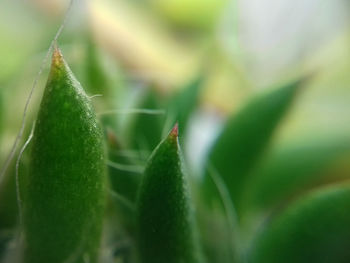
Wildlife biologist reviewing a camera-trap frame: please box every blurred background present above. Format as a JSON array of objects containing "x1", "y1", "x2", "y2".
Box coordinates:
[
  {"x1": 1, "y1": 0, "x2": 350, "y2": 262},
  {"x1": 1, "y1": 0, "x2": 350, "y2": 169}
]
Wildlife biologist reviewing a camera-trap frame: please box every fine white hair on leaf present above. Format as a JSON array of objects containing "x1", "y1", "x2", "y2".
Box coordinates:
[
  {"x1": 97, "y1": 108, "x2": 166, "y2": 116},
  {"x1": 3, "y1": 0, "x2": 76, "y2": 257},
  {"x1": 15, "y1": 121, "x2": 36, "y2": 228},
  {"x1": 109, "y1": 189, "x2": 136, "y2": 213},
  {"x1": 106, "y1": 160, "x2": 144, "y2": 174},
  {"x1": 0, "y1": 0, "x2": 75, "y2": 185},
  {"x1": 109, "y1": 149, "x2": 148, "y2": 160},
  {"x1": 89, "y1": 94, "x2": 103, "y2": 99}
]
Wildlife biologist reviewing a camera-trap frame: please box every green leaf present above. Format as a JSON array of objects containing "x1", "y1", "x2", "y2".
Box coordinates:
[
  {"x1": 0, "y1": 87, "x2": 3, "y2": 137},
  {"x1": 0, "y1": 154, "x2": 30, "y2": 260},
  {"x1": 84, "y1": 39, "x2": 109, "y2": 96},
  {"x1": 137, "y1": 124, "x2": 202, "y2": 263},
  {"x1": 0, "y1": 170, "x2": 17, "y2": 230},
  {"x1": 0, "y1": 168, "x2": 16, "y2": 259},
  {"x1": 242, "y1": 135, "x2": 350, "y2": 214},
  {"x1": 23, "y1": 47, "x2": 107, "y2": 263},
  {"x1": 0, "y1": 125, "x2": 32, "y2": 233},
  {"x1": 250, "y1": 183, "x2": 350, "y2": 263},
  {"x1": 105, "y1": 129, "x2": 142, "y2": 239},
  {"x1": 202, "y1": 79, "x2": 302, "y2": 211},
  {"x1": 105, "y1": 128, "x2": 141, "y2": 261}
]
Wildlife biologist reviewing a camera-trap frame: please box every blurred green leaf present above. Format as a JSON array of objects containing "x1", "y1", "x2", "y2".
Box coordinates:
[
  {"x1": 250, "y1": 183, "x2": 350, "y2": 263},
  {"x1": 202, "y1": 79, "x2": 302, "y2": 212},
  {"x1": 126, "y1": 87, "x2": 165, "y2": 156},
  {"x1": 105, "y1": 128, "x2": 141, "y2": 260},
  {"x1": 0, "y1": 0, "x2": 50, "y2": 83},
  {"x1": 0, "y1": 158, "x2": 28, "y2": 260},
  {"x1": 242, "y1": 136, "x2": 350, "y2": 214},
  {"x1": 0, "y1": 171, "x2": 17, "y2": 261},
  {"x1": 82, "y1": 35, "x2": 127, "y2": 118},
  {"x1": 148, "y1": 0, "x2": 228, "y2": 31},
  {"x1": 0, "y1": 88, "x2": 3, "y2": 138},
  {"x1": 198, "y1": 207, "x2": 236, "y2": 263},
  {"x1": 0, "y1": 170, "x2": 17, "y2": 231},
  {"x1": 167, "y1": 74, "x2": 205, "y2": 137},
  {"x1": 84, "y1": 38, "x2": 109, "y2": 96}
]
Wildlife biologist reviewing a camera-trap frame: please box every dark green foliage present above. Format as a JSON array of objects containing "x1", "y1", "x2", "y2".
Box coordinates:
[
  {"x1": 243, "y1": 136, "x2": 350, "y2": 214},
  {"x1": 250, "y1": 184, "x2": 350, "y2": 263},
  {"x1": 84, "y1": 40, "x2": 108, "y2": 95},
  {"x1": 203, "y1": 80, "x2": 302, "y2": 211},
  {"x1": 137, "y1": 125, "x2": 201, "y2": 263},
  {"x1": 107, "y1": 128, "x2": 142, "y2": 202},
  {"x1": 0, "y1": 170, "x2": 17, "y2": 260},
  {"x1": 23, "y1": 48, "x2": 107, "y2": 263},
  {"x1": 0, "y1": 171, "x2": 16, "y2": 231},
  {"x1": 126, "y1": 87, "x2": 164, "y2": 154}
]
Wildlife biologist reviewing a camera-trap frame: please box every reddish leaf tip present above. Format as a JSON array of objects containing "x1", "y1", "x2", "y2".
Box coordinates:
[
  {"x1": 170, "y1": 123, "x2": 179, "y2": 138},
  {"x1": 52, "y1": 45, "x2": 64, "y2": 68}
]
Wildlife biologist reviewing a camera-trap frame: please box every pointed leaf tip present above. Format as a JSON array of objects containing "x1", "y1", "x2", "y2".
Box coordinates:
[
  {"x1": 170, "y1": 123, "x2": 179, "y2": 138},
  {"x1": 52, "y1": 45, "x2": 64, "y2": 68},
  {"x1": 24, "y1": 44, "x2": 106, "y2": 263},
  {"x1": 137, "y1": 122, "x2": 201, "y2": 263},
  {"x1": 170, "y1": 123, "x2": 179, "y2": 137}
]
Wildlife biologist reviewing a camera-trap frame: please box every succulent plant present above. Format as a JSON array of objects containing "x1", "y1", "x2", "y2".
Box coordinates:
[{"x1": 1, "y1": 43, "x2": 350, "y2": 263}]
